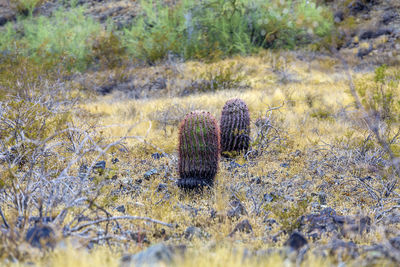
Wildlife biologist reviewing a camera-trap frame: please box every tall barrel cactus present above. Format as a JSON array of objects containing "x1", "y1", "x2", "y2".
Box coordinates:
[
  {"x1": 178, "y1": 111, "x2": 220, "y2": 189},
  {"x1": 220, "y1": 98, "x2": 250, "y2": 156}
]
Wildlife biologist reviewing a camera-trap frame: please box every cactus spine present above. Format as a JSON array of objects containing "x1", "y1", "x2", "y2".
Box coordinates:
[
  {"x1": 220, "y1": 98, "x2": 250, "y2": 156},
  {"x1": 178, "y1": 110, "x2": 220, "y2": 189}
]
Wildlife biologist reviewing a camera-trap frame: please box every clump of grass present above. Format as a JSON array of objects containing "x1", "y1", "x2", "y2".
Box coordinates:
[
  {"x1": 195, "y1": 62, "x2": 248, "y2": 92},
  {"x1": 11, "y1": 0, "x2": 47, "y2": 15}
]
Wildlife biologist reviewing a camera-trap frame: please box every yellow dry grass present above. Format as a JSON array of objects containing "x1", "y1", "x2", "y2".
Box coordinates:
[{"x1": 5, "y1": 52, "x2": 399, "y2": 267}]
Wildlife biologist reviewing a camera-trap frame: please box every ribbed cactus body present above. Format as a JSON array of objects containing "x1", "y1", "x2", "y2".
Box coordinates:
[
  {"x1": 220, "y1": 98, "x2": 250, "y2": 155},
  {"x1": 178, "y1": 111, "x2": 220, "y2": 189}
]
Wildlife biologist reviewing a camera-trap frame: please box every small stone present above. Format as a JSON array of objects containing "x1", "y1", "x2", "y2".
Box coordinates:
[
  {"x1": 116, "y1": 205, "x2": 126, "y2": 213},
  {"x1": 26, "y1": 224, "x2": 55, "y2": 249},
  {"x1": 229, "y1": 219, "x2": 253, "y2": 236},
  {"x1": 263, "y1": 193, "x2": 275, "y2": 203},
  {"x1": 348, "y1": 0, "x2": 368, "y2": 15},
  {"x1": 94, "y1": 160, "x2": 106, "y2": 170},
  {"x1": 280, "y1": 162, "x2": 290, "y2": 168},
  {"x1": 318, "y1": 192, "x2": 327, "y2": 205},
  {"x1": 250, "y1": 177, "x2": 262, "y2": 184},
  {"x1": 382, "y1": 10, "x2": 397, "y2": 25},
  {"x1": 184, "y1": 226, "x2": 209, "y2": 240},
  {"x1": 144, "y1": 168, "x2": 158, "y2": 180},
  {"x1": 151, "y1": 153, "x2": 165, "y2": 160},
  {"x1": 334, "y1": 10, "x2": 344, "y2": 23},
  {"x1": 285, "y1": 232, "x2": 308, "y2": 251},
  {"x1": 228, "y1": 161, "x2": 244, "y2": 170},
  {"x1": 390, "y1": 236, "x2": 400, "y2": 250},
  {"x1": 112, "y1": 158, "x2": 119, "y2": 164},
  {"x1": 227, "y1": 200, "x2": 247, "y2": 219},
  {"x1": 264, "y1": 218, "x2": 278, "y2": 231},
  {"x1": 155, "y1": 183, "x2": 168, "y2": 192}
]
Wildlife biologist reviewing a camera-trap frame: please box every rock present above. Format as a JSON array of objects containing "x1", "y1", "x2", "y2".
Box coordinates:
[
  {"x1": 184, "y1": 226, "x2": 209, "y2": 240},
  {"x1": 348, "y1": 0, "x2": 369, "y2": 15},
  {"x1": 0, "y1": 0, "x2": 15, "y2": 26},
  {"x1": 280, "y1": 162, "x2": 290, "y2": 168},
  {"x1": 382, "y1": 10, "x2": 398, "y2": 25},
  {"x1": 94, "y1": 160, "x2": 106, "y2": 170},
  {"x1": 263, "y1": 192, "x2": 277, "y2": 203},
  {"x1": 359, "y1": 28, "x2": 392, "y2": 40},
  {"x1": 112, "y1": 158, "x2": 119, "y2": 164},
  {"x1": 144, "y1": 168, "x2": 158, "y2": 180},
  {"x1": 334, "y1": 10, "x2": 345, "y2": 23},
  {"x1": 151, "y1": 153, "x2": 165, "y2": 160},
  {"x1": 120, "y1": 243, "x2": 185, "y2": 267},
  {"x1": 155, "y1": 183, "x2": 167, "y2": 192},
  {"x1": 318, "y1": 192, "x2": 327, "y2": 205},
  {"x1": 229, "y1": 219, "x2": 253, "y2": 236},
  {"x1": 328, "y1": 239, "x2": 359, "y2": 258},
  {"x1": 298, "y1": 208, "x2": 371, "y2": 239},
  {"x1": 250, "y1": 177, "x2": 262, "y2": 184},
  {"x1": 389, "y1": 236, "x2": 400, "y2": 250},
  {"x1": 227, "y1": 200, "x2": 247, "y2": 219},
  {"x1": 25, "y1": 224, "x2": 55, "y2": 249},
  {"x1": 227, "y1": 160, "x2": 245, "y2": 170},
  {"x1": 115, "y1": 205, "x2": 126, "y2": 213},
  {"x1": 284, "y1": 232, "x2": 308, "y2": 251},
  {"x1": 357, "y1": 43, "x2": 373, "y2": 58}
]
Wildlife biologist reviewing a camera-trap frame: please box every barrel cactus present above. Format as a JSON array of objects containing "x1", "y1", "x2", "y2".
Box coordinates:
[
  {"x1": 178, "y1": 110, "x2": 220, "y2": 189},
  {"x1": 220, "y1": 98, "x2": 250, "y2": 156}
]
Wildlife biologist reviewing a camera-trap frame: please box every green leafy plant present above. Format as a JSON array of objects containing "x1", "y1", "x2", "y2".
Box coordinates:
[{"x1": 357, "y1": 65, "x2": 400, "y2": 123}]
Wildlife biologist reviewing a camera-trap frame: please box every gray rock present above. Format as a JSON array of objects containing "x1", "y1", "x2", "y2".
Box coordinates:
[
  {"x1": 229, "y1": 219, "x2": 253, "y2": 237},
  {"x1": 284, "y1": 232, "x2": 308, "y2": 251},
  {"x1": 227, "y1": 200, "x2": 247, "y2": 219},
  {"x1": 318, "y1": 192, "x2": 327, "y2": 205},
  {"x1": 184, "y1": 226, "x2": 209, "y2": 240},
  {"x1": 144, "y1": 168, "x2": 158, "y2": 180},
  {"x1": 115, "y1": 205, "x2": 125, "y2": 213},
  {"x1": 0, "y1": 1, "x2": 15, "y2": 26},
  {"x1": 25, "y1": 224, "x2": 55, "y2": 249},
  {"x1": 121, "y1": 243, "x2": 185, "y2": 267}
]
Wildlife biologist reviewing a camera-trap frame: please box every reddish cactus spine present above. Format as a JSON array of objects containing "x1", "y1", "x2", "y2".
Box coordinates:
[
  {"x1": 220, "y1": 98, "x2": 250, "y2": 156},
  {"x1": 178, "y1": 110, "x2": 220, "y2": 189}
]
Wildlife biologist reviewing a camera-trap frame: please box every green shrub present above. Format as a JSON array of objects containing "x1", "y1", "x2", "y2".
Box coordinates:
[
  {"x1": 0, "y1": 6, "x2": 103, "y2": 71},
  {"x1": 357, "y1": 65, "x2": 400, "y2": 123},
  {"x1": 1, "y1": 0, "x2": 334, "y2": 69},
  {"x1": 123, "y1": 0, "x2": 334, "y2": 63}
]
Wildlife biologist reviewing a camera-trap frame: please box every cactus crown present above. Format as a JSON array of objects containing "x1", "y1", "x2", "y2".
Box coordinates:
[
  {"x1": 220, "y1": 98, "x2": 250, "y2": 156},
  {"x1": 178, "y1": 110, "x2": 220, "y2": 189}
]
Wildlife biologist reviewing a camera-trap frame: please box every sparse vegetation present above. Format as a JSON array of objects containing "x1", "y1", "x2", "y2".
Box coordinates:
[{"x1": 1, "y1": 0, "x2": 400, "y2": 266}]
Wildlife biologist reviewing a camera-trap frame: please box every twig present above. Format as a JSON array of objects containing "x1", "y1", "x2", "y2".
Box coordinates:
[
  {"x1": 69, "y1": 216, "x2": 174, "y2": 232},
  {"x1": 0, "y1": 206, "x2": 9, "y2": 229}
]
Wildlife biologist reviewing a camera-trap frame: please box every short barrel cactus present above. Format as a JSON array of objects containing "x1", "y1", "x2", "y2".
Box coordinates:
[
  {"x1": 220, "y1": 98, "x2": 250, "y2": 156},
  {"x1": 178, "y1": 110, "x2": 220, "y2": 189}
]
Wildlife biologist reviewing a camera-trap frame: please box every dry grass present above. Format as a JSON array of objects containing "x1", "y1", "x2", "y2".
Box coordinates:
[{"x1": 2, "y1": 51, "x2": 400, "y2": 266}]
